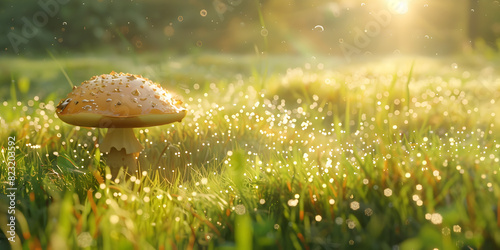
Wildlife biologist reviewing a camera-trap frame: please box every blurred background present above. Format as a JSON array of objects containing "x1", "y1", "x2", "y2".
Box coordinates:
[
  {"x1": 1, "y1": 0, "x2": 499, "y2": 57},
  {"x1": 1, "y1": 0, "x2": 500, "y2": 101}
]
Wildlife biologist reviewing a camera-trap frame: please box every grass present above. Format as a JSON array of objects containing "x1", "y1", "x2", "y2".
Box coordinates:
[{"x1": 1, "y1": 53, "x2": 500, "y2": 249}]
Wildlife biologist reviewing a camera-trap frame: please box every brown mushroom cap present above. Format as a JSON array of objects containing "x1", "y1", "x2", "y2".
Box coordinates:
[{"x1": 56, "y1": 71, "x2": 187, "y2": 128}]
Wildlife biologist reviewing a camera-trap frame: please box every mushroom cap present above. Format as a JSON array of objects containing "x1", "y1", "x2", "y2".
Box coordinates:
[{"x1": 56, "y1": 72, "x2": 187, "y2": 128}]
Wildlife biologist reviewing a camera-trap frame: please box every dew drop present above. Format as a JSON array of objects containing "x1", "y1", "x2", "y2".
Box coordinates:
[
  {"x1": 383, "y1": 188, "x2": 393, "y2": 197},
  {"x1": 350, "y1": 201, "x2": 360, "y2": 210},
  {"x1": 235, "y1": 204, "x2": 246, "y2": 215},
  {"x1": 110, "y1": 215, "x2": 119, "y2": 224},
  {"x1": 313, "y1": 25, "x2": 324, "y2": 32},
  {"x1": 260, "y1": 28, "x2": 269, "y2": 37},
  {"x1": 315, "y1": 215, "x2": 322, "y2": 222}
]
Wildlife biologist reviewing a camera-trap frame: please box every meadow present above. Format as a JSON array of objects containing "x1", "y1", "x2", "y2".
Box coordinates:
[{"x1": 1, "y1": 53, "x2": 500, "y2": 249}]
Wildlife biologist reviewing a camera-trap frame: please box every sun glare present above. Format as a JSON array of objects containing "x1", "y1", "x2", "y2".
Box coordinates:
[{"x1": 387, "y1": 0, "x2": 410, "y2": 14}]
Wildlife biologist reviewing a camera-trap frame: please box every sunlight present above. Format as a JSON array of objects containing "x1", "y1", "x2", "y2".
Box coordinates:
[
  {"x1": 4, "y1": 1, "x2": 500, "y2": 249},
  {"x1": 387, "y1": 0, "x2": 410, "y2": 14}
]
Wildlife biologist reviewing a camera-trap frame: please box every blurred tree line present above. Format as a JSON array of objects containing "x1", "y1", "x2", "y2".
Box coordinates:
[{"x1": 1, "y1": 0, "x2": 499, "y2": 57}]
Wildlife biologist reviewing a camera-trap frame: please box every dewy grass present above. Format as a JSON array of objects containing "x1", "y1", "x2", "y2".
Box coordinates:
[{"x1": 1, "y1": 55, "x2": 500, "y2": 249}]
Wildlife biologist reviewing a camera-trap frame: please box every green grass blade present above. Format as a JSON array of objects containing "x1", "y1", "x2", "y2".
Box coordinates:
[{"x1": 46, "y1": 49, "x2": 73, "y2": 88}]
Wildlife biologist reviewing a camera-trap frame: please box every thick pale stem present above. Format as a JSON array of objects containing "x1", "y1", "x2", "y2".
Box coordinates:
[
  {"x1": 107, "y1": 149, "x2": 140, "y2": 177},
  {"x1": 101, "y1": 128, "x2": 144, "y2": 177},
  {"x1": 100, "y1": 128, "x2": 144, "y2": 154}
]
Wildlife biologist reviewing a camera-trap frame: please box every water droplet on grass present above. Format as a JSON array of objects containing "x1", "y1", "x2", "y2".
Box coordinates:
[
  {"x1": 110, "y1": 215, "x2": 119, "y2": 224},
  {"x1": 350, "y1": 201, "x2": 360, "y2": 210},
  {"x1": 77, "y1": 232, "x2": 92, "y2": 248},
  {"x1": 260, "y1": 28, "x2": 268, "y2": 37},
  {"x1": 313, "y1": 25, "x2": 324, "y2": 32},
  {"x1": 384, "y1": 188, "x2": 392, "y2": 197},
  {"x1": 235, "y1": 204, "x2": 246, "y2": 215},
  {"x1": 315, "y1": 215, "x2": 322, "y2": 221}
]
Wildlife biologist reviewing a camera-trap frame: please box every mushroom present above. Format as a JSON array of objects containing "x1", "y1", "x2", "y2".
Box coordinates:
[{"x1": 56, "y1": 71, "x2": 187, "y2": 178}]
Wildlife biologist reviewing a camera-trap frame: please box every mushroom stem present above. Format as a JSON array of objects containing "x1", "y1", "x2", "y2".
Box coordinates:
[
  {"x1": 100, "y1": 128, "x2": 144, "y2": 154},
  {"x1": 100, "y1": 128, "x2": 144, "y2": 177},
  {"x1": 107, "y1": 149, "x2": 140, "y2": 178}
]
